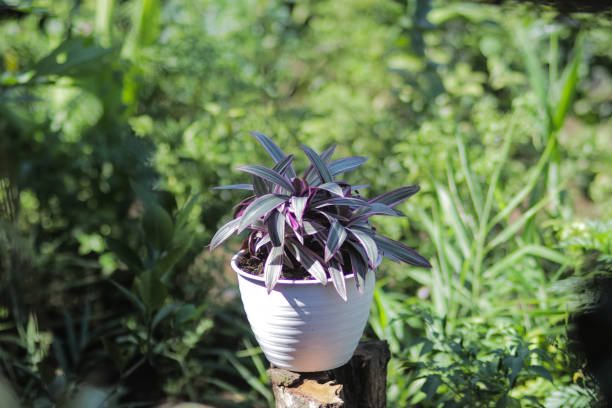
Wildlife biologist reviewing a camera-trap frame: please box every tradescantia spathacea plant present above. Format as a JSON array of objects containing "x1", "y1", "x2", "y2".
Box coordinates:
[{"x1": 210, "y1": 132, "x2": 431, "y2": 300}]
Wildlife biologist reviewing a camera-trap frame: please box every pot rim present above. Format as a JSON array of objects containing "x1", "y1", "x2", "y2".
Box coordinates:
[{"x1": 232, "y1": 250, "x2": 369, "y2": 286}]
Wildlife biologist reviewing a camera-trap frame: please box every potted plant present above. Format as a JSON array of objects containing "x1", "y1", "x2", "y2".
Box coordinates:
[{"x1": 210, "y1": 132, "x2": 430, "y2": 372}]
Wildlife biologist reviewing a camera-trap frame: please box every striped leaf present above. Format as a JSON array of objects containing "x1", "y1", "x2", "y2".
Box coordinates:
[
  {"x1": 347, "y1": 227, "x2": 378, "y2": 268},
  {"x1": 325, "y1": 220, "x2": 347, "y2": 262},
  {"x1": 264, "y1": 246, "x2": 284, "y2": 293},
  {"x1": 303, "y1": 220, "x2": 325, "y2": 236},
  {"x1": 267, "y1": 210, "x2": 286, "y2": 247},
  {"x1": 250, "y1": 131, "x2": 296, "y2": 177},
  {"x1": 238, "y1": 194, "x2": 288, "y2": 232},
  {"x1": 300, "y1": 144, "x2": 333, "y2": 185},
  {"x1": 290, "y1": 196, "x2": 308, "y2": 226},
  {"x1": 329, "y1": 156, "x2": 369, "y2": 177},
  {"x1": 209, "y1": 218, "x2": 241, "y2": 250},
  {"x1": 317, "y1": 182, "x2": 344, "y2": 196},
  {"x1": 213, "y1": 184, "x2": 254, "y2": 191},
  {"x1": 314, "y1": 197, "x2": 371, "y2": 209},
  {"x1": 252, "y1": 174, "x2": 268, "y2": 196},
  {"x1": 236, "y1": 165, "x2": 295, "y2": 194},
  {"x1": 373, "y1": 234, "x2": 431, "y2": 268},
  {"x1": 348, "y1": 246, "x2": 368, "y2": 295},
  {"x1": 328, "y1": 260, "x2": 347, "y2": 301},
  {"x1": 304, "y1": 145, "x2": 336, "y2": 184},
  {"x1": 289, "y1": 242, "x2": 327, "y2": 284},
  {"x1": 272, "y1": 154, "x2": 295, "y2": 177},
  {"x1": 369, "y1": 185, "x2": 420, "y2": 207}
]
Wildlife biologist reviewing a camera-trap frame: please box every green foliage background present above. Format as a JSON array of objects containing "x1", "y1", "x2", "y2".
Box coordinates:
[{"x1": 1, "y1": 0, "x2": 611, "y2": 406}]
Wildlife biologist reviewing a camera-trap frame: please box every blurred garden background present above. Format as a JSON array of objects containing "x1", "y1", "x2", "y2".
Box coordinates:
[{"x1": 1, "y1": 0, "x2": 611, "y2": 406}]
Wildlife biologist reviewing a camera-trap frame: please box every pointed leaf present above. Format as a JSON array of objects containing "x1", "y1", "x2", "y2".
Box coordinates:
[
  {"x1": 304, "y1": 145, "x2": 336, "y2": 183},
  {"x1": 255, "y1": 233, "x2": 272, "y2": 252},
  {"x1": 252, "y1": 174, "x2": 268, "y2": 196},
  {"x1": 314, "y1": 197, "x2": 371, "y2": 209},
  {"x1": 329, "y1": 156, "x2": 369, "y2": 177},
  {"x1": 264, "y1": 246, "x2": 284, "y2": 293},
  {"x1": 348, "y1": 247, "x2": 368, "y2": 295},
  {"x1": 272, "y1": 154, "x2": 295, "y2": 177},
  {"x1": 236, "y1": 165, "x2": 295, "y2": 194},
  {"x1": 290, "y1": 196, "x2": 308, "y2": 226},
  {"x1": 238, "y1": 194, "x2": 288, "y2": 232},
  {"x1": 422, "y1": 374, "x2": 442, "y2": 400},
  {"x1": 209, "y1": 218, "x2": 241, "y2": 250},
  {"x1": 373, "y1": 234, "x2": 431, "y2": 268},
  {"x1": 213, "y1": 184, "x2": 254, "y2": 191},
  {"x1": 316, "y1": 182, "x2": 344, "y2": 196},
  {"x1": 325, "y1": 220, "x2": 347, "y2": 262},
  {"x1": 347, "y1": 228, "x2": 378, "y2": 268},
  {"x1": 300, "y1": 144, "x2": 333, "y2": 184},
  {"x1": 369, "y1": 185, "x2": 420, "y2": 207},
  {"x1": 289, "y1": 243, "x2": 327, "y2": 284},
  {"x1": 109, "y1": 279, "x2": 145, "y2": 314},
  {"x1": 267, "y1": 210, "x2": 286, "y2": 247},
  {"x1": 329, "y1": 260, "x2": 347, "y2": 301},
  {"x1": 151, "y1": 302, "x2": 182, "y2": 331},
  {"x1": 106, "y1": 238, "x2": 144, "y2": 272},
  {"x1": 250, "y1": 131, "x2": 296, "y2": 177},
  {"x1": 303, "y1": 220, "x2": 325, "y2": 236}
]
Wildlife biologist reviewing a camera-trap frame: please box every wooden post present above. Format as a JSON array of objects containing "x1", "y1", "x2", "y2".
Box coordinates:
[{"x1": 268, "y1": 341, "x2": 391, "y2": 408}]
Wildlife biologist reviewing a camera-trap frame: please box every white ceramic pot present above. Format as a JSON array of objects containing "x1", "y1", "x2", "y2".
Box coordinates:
[{"x1": 231, "y1": 251, "x2": 375, "y2": 372}]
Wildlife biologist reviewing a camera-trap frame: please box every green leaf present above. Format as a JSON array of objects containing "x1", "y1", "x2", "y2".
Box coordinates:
[
  {"x1": 484, "y1": 245, "x2": 568, "y2": 279},
  {"x1": 32, "y1": 37, "x2": 113, "y2": 79},
  {"x1": 328, "y1": 260, "x2": 347, "y2": 301},
  {"x1": 236, "y1": 165, "x2": 295, "y2": 194},
  {"x1": 109, "y1": 279, "x2": 145, "y2": 315},
  {"x1": 553, "y1": 36, "x2": 582, "y2": 131},
  {"x1": 174, "y1": 304, "x2": 197, "y2": 327},
  {"x1": 300, "y1": 144, "x2": 333, "y2": 184},
  {"x1": 135, "y1": 270, "x2": 167, "y2": 312},
  {"x1": 436, "y1": 183, "x2": 471, "y2": 259},
  {"x1": 518, "y1": 26, "x2": 551, "y2": 130},
  {"x1": 529, "y1": 365, "x2": 553, "y2": 383},
  {"x1": 151, "y1": 302, "x2": 182, "y2": 331},
  {"x1": 250, "y1": 131, "x2": 296, "y2": 178},
  {"x1": 421, "y1": 374, "x2": 442, "y2": 400},
  {"x1": 264, "y1": 246, "x2": 284, "y2": 293},
  {"x1": 238, "y1": 194, "x2": 289, "y2": 233},
  {"x1": 106, "y1": 238, "x2": 143, "y2": 271},
  {"x1": 122, "y1": 0, "x2": 161, "y2": 58},
  {"x1": 158, "y1": 240, "x2": 192, "y2": 284},
  {"x1": 457, "y1": 134, "x2": 484, "y2": 222},
  {"x1": 142, "y1": 203, "x2": 174, "y2": 253},
  {"x1": 174, "y1": 193, "x2": 199, "y2": 232},
  {"x1": 505, "y1": 356, "x2": 523, "y2": 387}
]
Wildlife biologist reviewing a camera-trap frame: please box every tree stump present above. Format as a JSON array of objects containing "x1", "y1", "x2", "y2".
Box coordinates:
[{"x1": 268, "y1": 341, "x2": 391, "y2": 408}]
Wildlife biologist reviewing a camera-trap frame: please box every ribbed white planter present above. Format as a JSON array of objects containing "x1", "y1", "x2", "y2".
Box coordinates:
[{"x1": 231, "y1": 251, "x2": 375, "y2": 372}]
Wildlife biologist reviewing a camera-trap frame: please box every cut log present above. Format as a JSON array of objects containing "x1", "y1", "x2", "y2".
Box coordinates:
[{"x1": 268, "y1": 341, "x2": 391, "y2": 408}]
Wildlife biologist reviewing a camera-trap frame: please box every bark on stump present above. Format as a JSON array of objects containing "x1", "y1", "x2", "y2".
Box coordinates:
[{"x1": 268, "y1": 341, "x2": 391, "y2": 408}]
